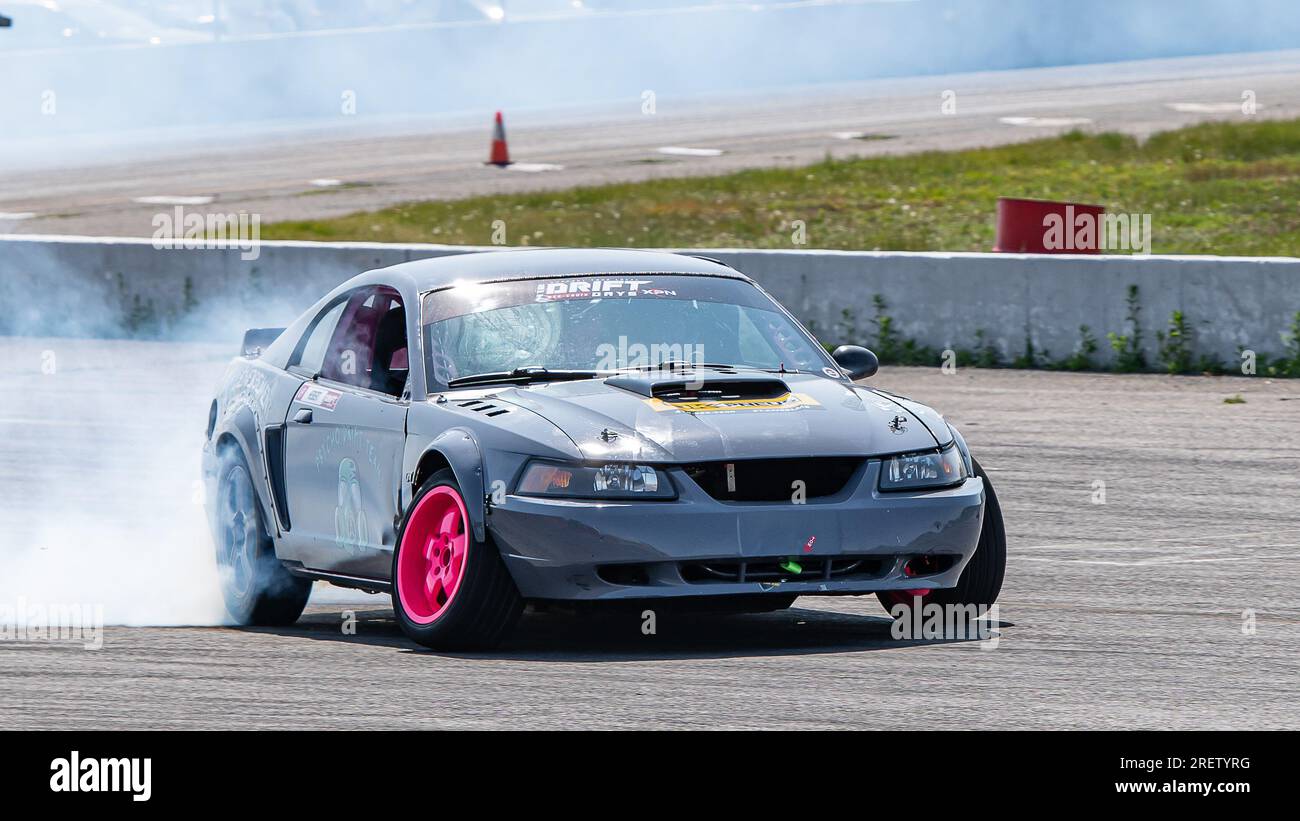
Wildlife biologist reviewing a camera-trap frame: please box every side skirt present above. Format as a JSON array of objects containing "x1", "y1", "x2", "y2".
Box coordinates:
[{"x1": 281, "y1": 561, "x2": 392, "y2": 595}]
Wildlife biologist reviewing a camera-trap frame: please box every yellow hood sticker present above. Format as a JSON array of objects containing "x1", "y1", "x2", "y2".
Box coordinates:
[{"x1": 644, "y1": 392, "x2": 821, "y2": 414}]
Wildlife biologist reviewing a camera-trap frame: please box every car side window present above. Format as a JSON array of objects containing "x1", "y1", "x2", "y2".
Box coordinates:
[
  {"x1": 311, "y1": 287, "x2": 408, "y2": 397},
  {"x1": 368, "y1": 295, "x2": 409, "y2": 397},
  {"x1": 291, "y1": 300, "x2": 348, "y2": 376}
]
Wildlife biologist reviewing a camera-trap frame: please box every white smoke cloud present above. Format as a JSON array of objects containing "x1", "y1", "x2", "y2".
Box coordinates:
[
  {"x1": 0, "y1": 334, "x2": 231, "y2": 626},
  {"x1": 3, "y1": 0, "x2": 1298, "y2": 170},
  {"x1": 0, "y1": 241, "x2": 384, "y2": 628}
]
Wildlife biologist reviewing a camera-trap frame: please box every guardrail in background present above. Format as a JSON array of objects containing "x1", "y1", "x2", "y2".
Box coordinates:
[{"x1": 1, "y1": 234, "x2": 1297, "y2": 370}]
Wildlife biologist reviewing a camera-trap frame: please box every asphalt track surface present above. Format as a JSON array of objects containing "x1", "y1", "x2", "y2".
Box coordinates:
[
  {"x1": 1, "y1": 337, "x2": 1298, "y2": 729},
  {"x1": 3, "y1": 49, "x2": 1300, "y2": 237}
]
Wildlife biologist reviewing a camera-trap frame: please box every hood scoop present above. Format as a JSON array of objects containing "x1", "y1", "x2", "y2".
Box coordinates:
[{"x1": 605, "y1": 373, "x2": 790, "y2": 404}]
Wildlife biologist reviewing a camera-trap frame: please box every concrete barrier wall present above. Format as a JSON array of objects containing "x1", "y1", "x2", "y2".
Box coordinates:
[
  {"x1": 2, "y1": 234, "x2": 1298, "y2": 367},
  {"x1": 722, "y1": 249, "x2": 1300, "y2": 368}
]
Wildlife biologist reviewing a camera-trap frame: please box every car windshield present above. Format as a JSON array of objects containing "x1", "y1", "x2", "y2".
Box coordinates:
[{"x1": 420, "y1": 274, "x2": 834, "y2": 388}]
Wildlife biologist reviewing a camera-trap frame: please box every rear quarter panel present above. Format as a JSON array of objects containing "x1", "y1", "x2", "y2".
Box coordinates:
[{"x1": 207, "y1": 358, "x2": 303, "y2": 538}]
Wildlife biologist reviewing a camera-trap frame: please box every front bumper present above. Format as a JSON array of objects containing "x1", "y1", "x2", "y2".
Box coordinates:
[{"x1": 488, "y1": 459, "x2": 985, "y2": 600}]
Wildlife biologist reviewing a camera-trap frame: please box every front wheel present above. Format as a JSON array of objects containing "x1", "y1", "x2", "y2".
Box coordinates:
[
  {"x1": 215, "y1": 448, "x2": 311, "y2": 625},
  {"x1": 392, "y1": 469, "x2": 523, "y2": 651},
  {"x1": 878, "y1": 456, "x2": 1006, "y2": 613}
]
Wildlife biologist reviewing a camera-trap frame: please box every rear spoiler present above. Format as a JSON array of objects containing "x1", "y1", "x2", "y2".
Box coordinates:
[{"x1": 241, "y1": 327, "x2": 284, "y2": 358}]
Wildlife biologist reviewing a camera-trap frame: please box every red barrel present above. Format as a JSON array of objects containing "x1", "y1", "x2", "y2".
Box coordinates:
[{"x1": 994, "y1": 197, "x2": 1106, "y2": 254}]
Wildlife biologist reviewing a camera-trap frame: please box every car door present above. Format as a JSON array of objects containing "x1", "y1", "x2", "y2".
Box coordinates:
[{"x1": 281, "y1": 286, "x2": 411, "y2": 580}]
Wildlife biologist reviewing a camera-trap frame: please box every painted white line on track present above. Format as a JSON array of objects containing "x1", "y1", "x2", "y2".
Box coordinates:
[
  {"x1": 1165, "y1": 102, "x2": 1243, "y2": 113},
  {"x1": 506, "y1": 162, "x2": 565, "y2": 172},
  {"x1": 1013, "y1": 556, "x2": 1251, "y2": 567},
  {"x1": 309, "y1": 178, "x2": 343, "y2": 187},
  {"x1": 132, "y1": 195, "x2": 214, "y2": 205},
  {"x1": 0, "y1": 212, "x2": 36, "y2": 220},
  {"x1": 999, "y1": 116, "x2": 1093, "y2": 127},
  {"x1": 658, "y1": 146, "x2": 725, "y2": 157},
  {"x1": 1012, "y1": 528, "x2": 1300, "y2": 550},
  {"x1": 1015, "y1": 543, "x2": 1300, "y2": 553}
]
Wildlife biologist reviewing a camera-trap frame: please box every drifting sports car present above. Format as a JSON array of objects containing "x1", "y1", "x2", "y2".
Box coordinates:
[{"x1": 203, "y1": 249, "x2": 1005, "y2": 649}]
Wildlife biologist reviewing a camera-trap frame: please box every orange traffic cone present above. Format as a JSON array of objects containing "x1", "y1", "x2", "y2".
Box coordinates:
[{"x1": 487, "y1": 111, "x2": 512, "y2": 167}]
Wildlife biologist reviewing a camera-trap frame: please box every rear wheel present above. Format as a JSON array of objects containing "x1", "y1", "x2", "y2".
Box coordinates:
[
  {"x1": 392, "y1": 469, "x2": 523, "y2": 651},
  {"x1": 878, "y1": 457, "x2": 1006, "y2": 614},
  {"x1": 215, "y1": 448, "x2": 311, "y2": 625}
]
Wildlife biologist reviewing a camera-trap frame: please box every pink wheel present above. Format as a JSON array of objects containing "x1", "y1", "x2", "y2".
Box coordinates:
[
  {"x1": 392, "y1": 470, "x2": 523, "y2": 650},
  {"x1": 396, "y1": 486, "x2": 469, "y2": 624}
]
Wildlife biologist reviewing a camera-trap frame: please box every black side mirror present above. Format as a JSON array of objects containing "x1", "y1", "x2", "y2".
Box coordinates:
[{"x1": 831, "y1": 345, "x2": 879, "y2": 380}]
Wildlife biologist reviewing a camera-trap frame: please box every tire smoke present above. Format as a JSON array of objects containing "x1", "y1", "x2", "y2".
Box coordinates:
[{"x1": 0, "y1": 333, "x2": 232, "y2": 627}]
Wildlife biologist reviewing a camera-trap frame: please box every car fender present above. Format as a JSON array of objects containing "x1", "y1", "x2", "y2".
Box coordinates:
[
  {"x1": 870, "y1": 390, "x2": 954, "y2": 448},
  {"x1": 948, "y1": 422, "x2": 976, "y2": 477},
  {"x1": 420, "y1": 427, "x2": 488, "y2": 543},
  {"x1": 213, "y1": 403, "x2": 281, "y2": 535}
]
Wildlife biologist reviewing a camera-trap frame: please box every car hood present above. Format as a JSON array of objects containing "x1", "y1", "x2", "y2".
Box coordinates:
[{"x1": 491, "y1": 370, "x2": 944, "y2": 462}]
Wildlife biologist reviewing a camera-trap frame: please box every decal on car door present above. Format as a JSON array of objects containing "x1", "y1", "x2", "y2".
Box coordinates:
[
  {"x1": 334, "y1": 458, "x2": 370, "y2": 556},
  {"x1": 295, "y1": 382, "x2": 342, "y2": 411}
]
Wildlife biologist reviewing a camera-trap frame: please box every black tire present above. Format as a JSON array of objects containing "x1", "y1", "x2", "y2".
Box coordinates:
[
  {"x1": 877, "y1": 456, "x2": 1006, "y2": 612},
  {"x1": 214, "y1": 447, "x2": 311, "y2": 626},
  {"x1": 392, "y1": 469, "x2": 523, "y2": 651}
]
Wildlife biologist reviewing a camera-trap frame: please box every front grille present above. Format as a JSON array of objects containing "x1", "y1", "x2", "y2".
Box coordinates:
[
  {"x1": 680, "y1": 555, "x2": 888, "y2": 584},
  {"x1": 683, "y1": 457, "x2": 864, "y2": 501}
]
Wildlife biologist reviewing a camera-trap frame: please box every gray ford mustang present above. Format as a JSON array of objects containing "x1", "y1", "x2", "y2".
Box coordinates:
[{"x1": 203, "y1": 249, "x2": 1005, "y2": 650}]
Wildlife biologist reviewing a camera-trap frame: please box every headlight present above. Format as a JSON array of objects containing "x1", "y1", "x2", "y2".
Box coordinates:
[
  {"x1": 879, "y1": 443, "x2": 967, "y2": 492},
  {"x1": 517, "y1": 460, "x2": 676, "y2": 500}
]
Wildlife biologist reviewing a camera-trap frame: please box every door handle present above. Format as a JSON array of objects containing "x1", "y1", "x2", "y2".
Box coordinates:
[{"x1": 293, "y1": 408, "x2": 313, "y2": 424}]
